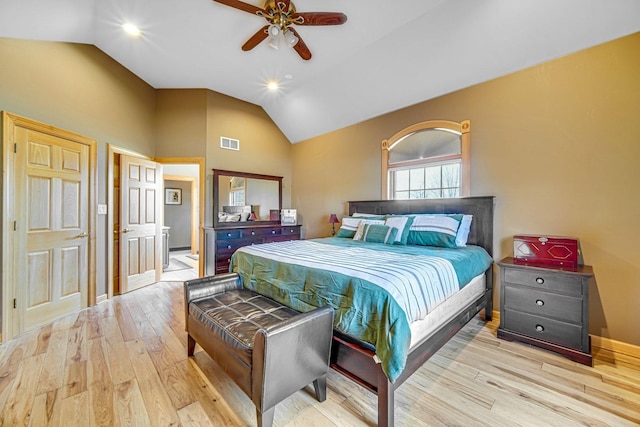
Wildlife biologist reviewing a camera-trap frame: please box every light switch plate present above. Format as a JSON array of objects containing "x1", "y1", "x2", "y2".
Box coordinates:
[{"x1": 98, "y1": 204, "x2": 108, "y2": 215}]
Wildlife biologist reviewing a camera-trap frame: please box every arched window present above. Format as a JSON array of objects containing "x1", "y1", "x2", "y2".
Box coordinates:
[{"x1": 381, "y1": 120, "x2": 470, "y2": 199}]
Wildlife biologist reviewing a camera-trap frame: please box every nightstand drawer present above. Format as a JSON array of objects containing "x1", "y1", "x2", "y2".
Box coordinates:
[
  {"x1": 502, "y1": 309, "x2": 583, "y2": 350},
  {"x1": 504, "y1": 285, "x2": 582, "y2": 324},
  {"x1": 503, "y1": 269, "x2": 583, "y2": 296}
]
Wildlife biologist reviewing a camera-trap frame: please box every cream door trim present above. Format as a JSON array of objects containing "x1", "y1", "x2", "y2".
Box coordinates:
[
  {"x1": 2, "y1": 111, "x2": 97, "y2": 341},
  {"x1": 155, "y1": 157, "x2": 205, "y2": 277}
]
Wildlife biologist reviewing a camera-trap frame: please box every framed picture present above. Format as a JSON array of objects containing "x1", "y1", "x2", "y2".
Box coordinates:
[{"x1": 165, "y1": 188, "x2": 182, "y2": 205}]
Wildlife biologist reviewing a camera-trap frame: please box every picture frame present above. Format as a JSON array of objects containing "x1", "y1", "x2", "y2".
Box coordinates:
[{"x1": 165, "y1": 188, "x2": 182, "y2": 205}]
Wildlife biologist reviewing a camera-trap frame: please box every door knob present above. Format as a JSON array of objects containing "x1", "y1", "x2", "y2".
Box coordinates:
[
  {"x1": 121, "y1": 228, "x2": 133, "y2": 233},
  {"x1": 73, "y1": 232, "x2": 89, "y2": 239}
]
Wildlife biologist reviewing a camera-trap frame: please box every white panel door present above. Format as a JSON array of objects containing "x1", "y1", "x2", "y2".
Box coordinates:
[
  {"x1": 119, "y1": 155, "x2": 162, "y2": 293},
  {"x1": 14, "y1": 127, "x2": 89, "y2": 333}
]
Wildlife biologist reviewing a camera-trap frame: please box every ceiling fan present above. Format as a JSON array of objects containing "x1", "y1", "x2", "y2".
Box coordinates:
[{"x1": 213, "y1": 0, "x2": 347, "y2": 60}]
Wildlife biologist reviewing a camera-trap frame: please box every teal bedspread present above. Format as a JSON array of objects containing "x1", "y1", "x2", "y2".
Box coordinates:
[{"x1": 231, "y1": 237, "x2": 492, "y2": 382}]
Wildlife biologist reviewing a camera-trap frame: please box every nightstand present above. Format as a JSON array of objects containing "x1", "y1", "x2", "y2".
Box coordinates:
[{"x1": 497, "y1": 257, "x2": 593, "y2": 366}]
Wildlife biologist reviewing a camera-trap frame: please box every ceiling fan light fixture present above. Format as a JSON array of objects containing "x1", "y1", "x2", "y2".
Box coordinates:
[
  {"x1": 284, "y1": 29, "x2": 299, "y2": 47},
  {"x1": 267, "y1": 24, "x2": 280, "y2": 50}
]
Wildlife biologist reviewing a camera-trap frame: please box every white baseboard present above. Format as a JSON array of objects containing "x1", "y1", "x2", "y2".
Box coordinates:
[{"x1": 96, "y1": 294, "x2": 108, "y2": 304}]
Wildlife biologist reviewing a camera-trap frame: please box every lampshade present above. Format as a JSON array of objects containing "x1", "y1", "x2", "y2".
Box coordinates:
[
  {"x1": 284, "y1": 29, "x2": 299, "y2": 47},
  {"x1": 328, "y1": 214, "x2": 339, "y2": 224},
  {"x1": 267, "y1": 24, "x2": 280, "y2": 50}
]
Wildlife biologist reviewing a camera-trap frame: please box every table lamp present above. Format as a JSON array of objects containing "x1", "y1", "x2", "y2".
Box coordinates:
[{"x1": 328, "y1": 214, "x2": 340, "y2": 236}]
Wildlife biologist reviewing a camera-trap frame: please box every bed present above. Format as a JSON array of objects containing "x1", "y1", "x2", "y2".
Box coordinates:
[{"x1": 231, "y1": 196, "x2": 495, "y2": 426}]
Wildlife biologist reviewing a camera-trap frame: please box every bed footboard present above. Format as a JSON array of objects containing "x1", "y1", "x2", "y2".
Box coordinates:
[{"x1": 330, "y1": 287, "x2": 492, "y2": 427}]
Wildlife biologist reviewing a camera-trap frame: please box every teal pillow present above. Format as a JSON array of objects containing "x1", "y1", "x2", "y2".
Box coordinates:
[
  {"x1": 407, "y1": 214, "x2": 463, "y2": 248},
  {"x1": 384, "y1": 215, "x2": 415, "y2": 245},
  {"x1": 361, "y1": 224, "x2": 398, "y2": 245}
]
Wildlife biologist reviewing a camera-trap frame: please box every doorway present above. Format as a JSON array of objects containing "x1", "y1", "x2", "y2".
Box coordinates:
[{"x1": 157, "y1": 158, "x2": 205, "y2": 279}]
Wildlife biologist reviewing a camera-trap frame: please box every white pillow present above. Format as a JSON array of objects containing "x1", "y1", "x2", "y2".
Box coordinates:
[
  {"x1": 352, "y1": 212, "x2": 385, "y2": 219},
  {"x1": 456, "y1": 215, "x2": 473, "y2": 247}
]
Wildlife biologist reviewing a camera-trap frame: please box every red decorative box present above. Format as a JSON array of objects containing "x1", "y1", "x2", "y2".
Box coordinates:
[{"x1": 513, "y1": 235, "x2": 582, "y2": 268}]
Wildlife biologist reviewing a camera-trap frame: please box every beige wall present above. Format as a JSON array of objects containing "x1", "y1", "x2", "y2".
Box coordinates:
[
  {"x1": 292, "y1": 32, "x2": 640, "y2": 346},
  {"x1": 155, "y1": 89, "x2": 208, "y2": 158}
]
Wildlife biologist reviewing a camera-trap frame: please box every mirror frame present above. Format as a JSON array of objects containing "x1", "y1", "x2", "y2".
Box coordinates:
[{"x1": 213, "y1": 169, "x2": 283, "y2": 227}]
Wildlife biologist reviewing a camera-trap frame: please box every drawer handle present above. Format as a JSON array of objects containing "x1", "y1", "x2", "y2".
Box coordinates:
[
  {"x1": 536, "y1": 277, "x2": 544, "y2": 284},
  {"x1": 535, "y1": 299, "x2": 544, "y2": 306},
  {"x1": 227, "y1": 245, "x2": 232, "y2": 249},
  {"x1": 227, "y1": 233, "x2": 232, "y2": 237},
  {"x1": 272, "y1": 230, "x2": 276, "y2": 234},
  {"x1": 251, "y1": 231, "x2": 255, "y2": 236},
  {"x1": 290, "y1": 229, "x2": 294, "y2": 233},
  {"x1": 535, "y1": 324, "x2": 545, "y2": 332}
]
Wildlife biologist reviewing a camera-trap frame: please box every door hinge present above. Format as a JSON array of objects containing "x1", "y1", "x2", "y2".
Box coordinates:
[
  {"x1": 14, "y1": 143, "x2": 17, "y2": 153},
  {"x1": 13, "y1": 221, "x2": 17, "y2": 231},
  {"x1": 13, "y1": 299, "x2": 16, "y2": 309}
]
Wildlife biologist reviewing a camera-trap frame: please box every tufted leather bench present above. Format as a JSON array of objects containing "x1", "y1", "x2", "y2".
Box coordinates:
[{"x1": 184, "y1": 273, "x2": 334, "y2": 427}]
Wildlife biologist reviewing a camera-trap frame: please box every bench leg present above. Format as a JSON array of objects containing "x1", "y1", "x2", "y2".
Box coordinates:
[
  {"x1": 313, "y1": 374, "x2": 327, "y2": 402},
  {"x1": 257, "y1": 407, "x2": 275, "y2": 427},
  {"x1": 187, "y1": 334, "x2": 196, "y2": 356}
]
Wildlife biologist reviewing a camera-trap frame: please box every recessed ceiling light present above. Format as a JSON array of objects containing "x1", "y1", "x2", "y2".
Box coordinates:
[
  {"x1": 122, "y1": 23, "x2": 141, "y2": 37},
  {"x1": 267, "y1": 81, "x2": 279, "y2": 91},
  {"x1": 284, "y1": 73, "x2": 294, "y2": 80}
]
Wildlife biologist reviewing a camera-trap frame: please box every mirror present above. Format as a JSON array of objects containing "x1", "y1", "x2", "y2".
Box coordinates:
[{"x1": 213, "y1": 169, "x2": 282, "y2": 227}]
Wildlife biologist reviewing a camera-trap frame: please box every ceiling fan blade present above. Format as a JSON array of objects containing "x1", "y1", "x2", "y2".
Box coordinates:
[
  {"x1": 288, "y1": 27, "x2": 311, "y2": 60},
  {"x1": 291, "y1": 12, "x2": 347, "y2": 26},
  {"x1": 213, "y1": 0, "x2": 263, "y2": 15},
  {"x1": 242, "y1": 25, "x2": 269, "y2": 51}
]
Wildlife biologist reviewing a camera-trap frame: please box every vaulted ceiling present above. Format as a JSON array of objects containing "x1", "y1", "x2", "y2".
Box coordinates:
[{"x1": 1, "y1": 0, "x2": 639, "y2": 143}]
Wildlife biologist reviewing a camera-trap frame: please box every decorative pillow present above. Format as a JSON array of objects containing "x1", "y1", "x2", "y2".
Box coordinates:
[
  {"x1": 384, "y1": 215, "x2": 415, "y2": 245},
  {"x1": 455, "y1": 214, "x2": 473, "y2": 247},
  {"x1": 361, "y1": 224, "x2": 398, "y2": 245},
  {"x1": 407, "y1": 214, "x2": 463, "y2": 248},
  {"x1": 336, "y1": 217, "x2": 362, "y2": 238},
  {"x1": 353, "y1": 219, "x2": 385, "y2": 240}
]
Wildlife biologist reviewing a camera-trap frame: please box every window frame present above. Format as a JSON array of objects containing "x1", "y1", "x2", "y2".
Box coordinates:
[{"x1": 381, "y1": 119, "x2": 471, "y2": 199}]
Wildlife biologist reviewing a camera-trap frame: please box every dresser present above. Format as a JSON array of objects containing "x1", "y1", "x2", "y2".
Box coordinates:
[
  {"x1": 204, "y1": 224, "x2": 301, "y2": 275},
  {"x1": 497, "y1": 257, "x2": 593, "y2": 366}
]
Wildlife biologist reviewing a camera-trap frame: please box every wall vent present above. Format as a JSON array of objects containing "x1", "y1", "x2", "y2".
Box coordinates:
[{"x1": 220, "y1": 136, "x2": 240, "y2": 151}]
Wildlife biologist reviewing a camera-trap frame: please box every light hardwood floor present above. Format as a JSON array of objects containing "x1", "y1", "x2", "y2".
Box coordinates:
[{"x1": 1, "y1": 276, "x2": 639, "y2": 426}]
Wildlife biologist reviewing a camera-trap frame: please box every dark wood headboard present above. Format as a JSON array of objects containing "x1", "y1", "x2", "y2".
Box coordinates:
[{"x1": 348, "y1": 196, "x2": 495, "y2": 257}]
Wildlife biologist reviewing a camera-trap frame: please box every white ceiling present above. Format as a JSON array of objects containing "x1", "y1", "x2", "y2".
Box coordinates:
[{"x1": 1, "y1": 0, "x2": 639, "y2": 143}]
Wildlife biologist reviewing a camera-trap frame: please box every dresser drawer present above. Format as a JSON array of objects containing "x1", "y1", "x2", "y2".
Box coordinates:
[
  {"x1": 504, "y1": 285, "x2": 582, "y2": 324},
  {"x1": 217, "y1": 230, "x2": 242, "y2": 240},
  {"x1": 502, "y1": 309, "x2": 583, "y2": 350},
  {"x1": 216, "y1": 237, "x2": 265, "y2": 251},
  {"x1": 281, "y1": 227, "x2": 301, "y2": 237},
  {"x1": 244, "y1": 227, "x2": 282, "y2": 238},
  {"x1": 215, "y1": 258, "x2": 232, "y2": 274},
  {"x1": 503, "y1": 268, "x2": 583, "y2": 296}
]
